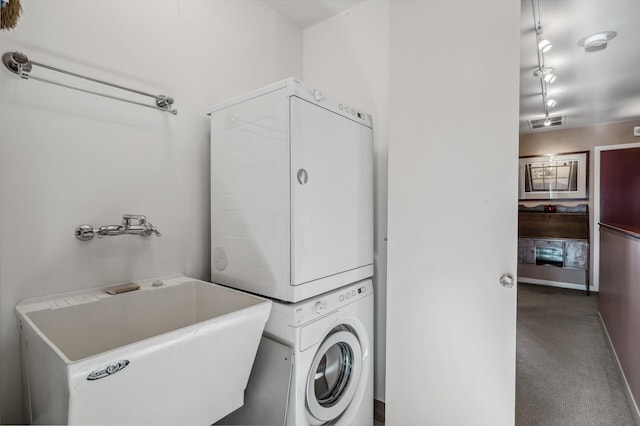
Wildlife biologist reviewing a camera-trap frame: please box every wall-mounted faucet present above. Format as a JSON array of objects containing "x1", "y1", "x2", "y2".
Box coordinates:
[{"x1": 75, "y1": 214, "x2": 161, "y2": 241}]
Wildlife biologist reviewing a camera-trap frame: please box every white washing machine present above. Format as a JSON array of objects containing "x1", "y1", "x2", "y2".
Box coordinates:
[
  {"x1": 271, "y1": 280, "x2": 373, "y2": 425},
  {"x1": 221, "y1": 279, "x2": 373, "y2": 425},
  {"x1": 208, "y1": 78, "x2": 374, "y2": 302}
]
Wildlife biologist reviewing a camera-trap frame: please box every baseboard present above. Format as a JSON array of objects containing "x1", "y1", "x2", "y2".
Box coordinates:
[
  {"x1": 598, "y1": 312, "x2": 640, "y2": 424},
  {"x1": 374, "y1": 399, "x2": 385, "y2": 423},
  {"x1": 518, "y1": 277, "x2": 593, "y2": 292}
]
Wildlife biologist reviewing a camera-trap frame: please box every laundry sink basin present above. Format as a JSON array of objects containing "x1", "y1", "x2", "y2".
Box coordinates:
[{"x1": 16, "y1": 275, "x2": 271, "y2": 425}]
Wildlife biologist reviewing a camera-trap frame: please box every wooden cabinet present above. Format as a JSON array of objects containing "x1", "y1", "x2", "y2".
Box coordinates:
[{"x1": 518, "y1": 204, "x2": 590, "y2": 293}]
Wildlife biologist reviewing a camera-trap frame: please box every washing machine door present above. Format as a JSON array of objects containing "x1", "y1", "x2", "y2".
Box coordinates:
[{"x1": 306, "y1": 330, "x2": 363, "y2": 423}]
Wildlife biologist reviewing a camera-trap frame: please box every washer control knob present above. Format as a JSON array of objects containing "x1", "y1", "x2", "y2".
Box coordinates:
[
  {"x1": 315, "y1": 301, "x2": 324, "y2": 314},
  {"x1": 313, "y1": 89, "x2": 322, "y2": 101}
]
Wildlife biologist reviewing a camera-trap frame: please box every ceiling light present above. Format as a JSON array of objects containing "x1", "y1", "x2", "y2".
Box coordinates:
[
  {"x1": 585, "y1": 34, "x2": 608, "y2": 49},
  {"x1": 538, "y1": 39, "x2": 552, "y2": 53},
  {"x1": 546, "y1": 98, "x2": 557, "y2": 107},
  {"x1": 578, "y1": 31, "x2": 617, "y2": 52},
  {"x1": 533, "y1": 67, "x2": 554, "y2": 78}
]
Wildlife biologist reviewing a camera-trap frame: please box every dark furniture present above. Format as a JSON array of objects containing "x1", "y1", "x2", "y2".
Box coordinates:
[{"x1": 518, "y1": 204, "x2": 590, "y2": 295}]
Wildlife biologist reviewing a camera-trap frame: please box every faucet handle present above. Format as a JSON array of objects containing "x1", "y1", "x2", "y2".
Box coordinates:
[
  {"x1": 146, "y1": 222, "x2": 161, "y2": 237},
  {"x1": 75, "y1": 224, "x2": 96, "y2": 241},
  {"x1": 122, "y1": 214, "x2": 146, "y2": 227}
]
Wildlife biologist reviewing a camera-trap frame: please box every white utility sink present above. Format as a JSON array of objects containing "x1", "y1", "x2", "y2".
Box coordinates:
[{"x1": 16, "y1": 275, "x2": 272, "y2": 425}]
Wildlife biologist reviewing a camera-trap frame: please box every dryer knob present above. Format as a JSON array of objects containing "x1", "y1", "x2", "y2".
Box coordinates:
[
  {"x1": 314, "y1": 301, "x2": 324, "y2": 314},
  {"x1": 313, "y1": 89, "x2": 322, "y2": 101}
]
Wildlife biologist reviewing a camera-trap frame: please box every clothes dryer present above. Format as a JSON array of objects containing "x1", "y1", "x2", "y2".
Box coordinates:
[{"x1": 208, "y1": 79, "x2": 374, "y2": 302}]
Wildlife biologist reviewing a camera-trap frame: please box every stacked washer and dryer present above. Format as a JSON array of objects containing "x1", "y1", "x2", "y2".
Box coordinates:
[{"x1": 208, "y1": 78, "x2": 374, "y2": 426}]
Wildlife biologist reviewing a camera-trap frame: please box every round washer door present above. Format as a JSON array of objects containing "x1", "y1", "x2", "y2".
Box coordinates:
[{"x1": 306, "y1": 329, "x2": 363, "y2": 423}]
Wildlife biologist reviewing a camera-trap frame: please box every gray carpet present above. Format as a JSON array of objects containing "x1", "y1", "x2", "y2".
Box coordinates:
[{"x1": 516, "y1": 284, "x2": 638, "y2": 426}]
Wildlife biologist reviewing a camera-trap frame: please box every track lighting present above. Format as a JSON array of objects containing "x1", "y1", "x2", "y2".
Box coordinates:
[
  {"x1": 533, "y1": 67, "x2": 554, "y2": 78},
  {"x1": 533, "y1": 67, "x2": 556, "y2": 84},
  {"x1": 531, "y1": 0, "x2": 557, "y2": 127},
  {"x1": 538, "y1": 39, "x2": 552, "y2": 53}
]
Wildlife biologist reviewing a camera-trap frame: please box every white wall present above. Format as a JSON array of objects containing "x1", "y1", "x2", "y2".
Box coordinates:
[
  {"x1": 0, "y1": 1, "x2": 301, "y2": 423},
  {"x1": 386, "y1": 0, "x2": 520, "y2": 424},
  {"x1": 302, "y1": 0, "x2": 389, "y2": 402}
]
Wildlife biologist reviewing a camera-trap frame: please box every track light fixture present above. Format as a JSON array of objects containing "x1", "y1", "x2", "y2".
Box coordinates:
[
  {"x1": 533, "y1": 67, "x2": 554, "y2": 79},
  {"x1": 532, "y1": 0, "x2": 557, "y2": 126},
  {"x1": 538, "y1": 38, "x2": 552, "y2": 53}
]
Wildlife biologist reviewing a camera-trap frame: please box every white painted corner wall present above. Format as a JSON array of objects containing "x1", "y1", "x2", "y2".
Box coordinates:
[
  {"x1": 302, "y1": 0, "x2": 389, "y2": 402},
  {"x1": 0, "y1": 1, "x2": 302, "y2": 423}
]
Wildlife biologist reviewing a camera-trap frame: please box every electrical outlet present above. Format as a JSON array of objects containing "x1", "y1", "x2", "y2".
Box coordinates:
[{"x1": 634, "y1": 126, "x2": 640, "y2": 137}]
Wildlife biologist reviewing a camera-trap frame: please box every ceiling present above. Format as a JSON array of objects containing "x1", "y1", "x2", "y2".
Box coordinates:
[
  {"x1": 264, "y1": 1, "x2": 640, "y2": 134},
  {"x1": 263, "y1": 0, "x2": 367, "y2": 29},
  {"x1": 519, "y1": 0, "x2": 640, "y2": 133}
]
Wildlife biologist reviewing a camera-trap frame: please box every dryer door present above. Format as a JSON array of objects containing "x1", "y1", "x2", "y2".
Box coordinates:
[
  {"x1": 306, "y1": 330, "x2": 363, "y2": 423},
  {"x1": 290, "y1": 97, "x2": 373, "y2": 286}
]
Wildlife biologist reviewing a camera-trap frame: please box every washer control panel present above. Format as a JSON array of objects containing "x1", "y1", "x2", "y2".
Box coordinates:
[
  {"x1": 338, "y1": 285, "x2": 367, "y2": 303},
  {"x1": 293, "y1": 279, "x2": 373, "y2": 325}
]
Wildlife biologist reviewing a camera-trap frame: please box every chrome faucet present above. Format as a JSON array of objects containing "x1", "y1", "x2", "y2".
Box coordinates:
[{"x1": 75, "y1": 214, "x2": 161, "y2": 241}]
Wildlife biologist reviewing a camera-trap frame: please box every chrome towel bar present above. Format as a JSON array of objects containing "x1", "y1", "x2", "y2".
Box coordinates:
[{"x1": 2, "y1": 51, "x2": 177, "y2": 115}]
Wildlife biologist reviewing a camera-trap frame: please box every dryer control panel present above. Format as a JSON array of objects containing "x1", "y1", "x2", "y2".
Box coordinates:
[{"x1": 292, "y1": 84, "x2": 373, "y2": 128}]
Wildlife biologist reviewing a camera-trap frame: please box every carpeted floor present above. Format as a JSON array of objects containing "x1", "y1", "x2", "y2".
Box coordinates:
[{"x1": 516, "y1": 283, "x2": 638, "y2": 426}]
